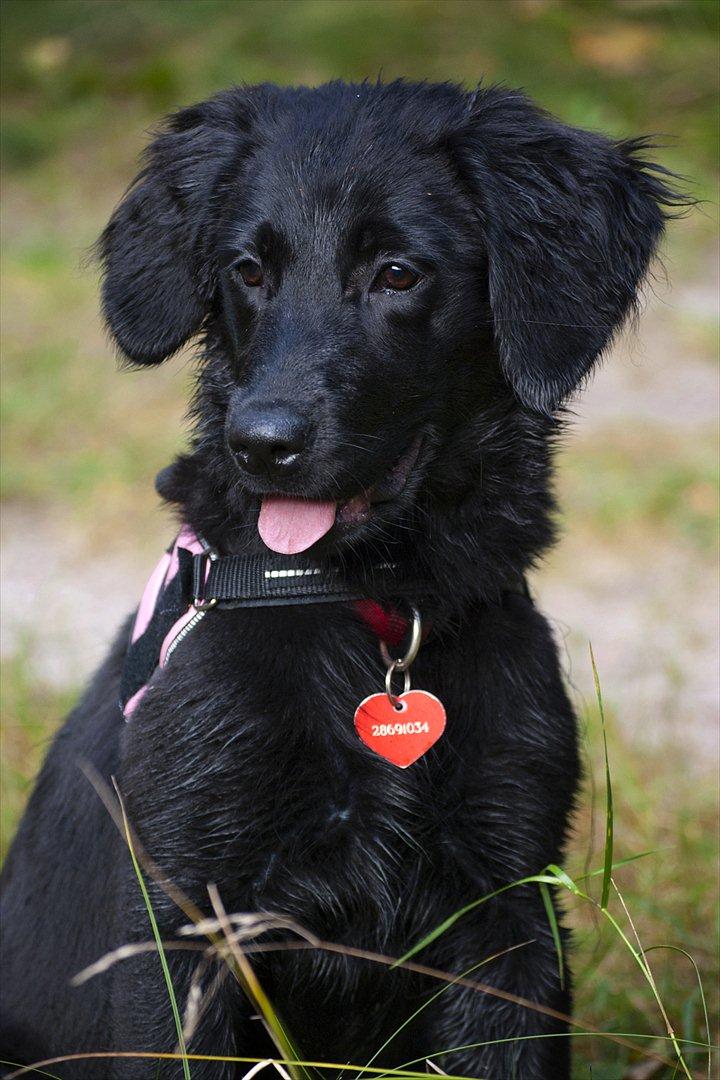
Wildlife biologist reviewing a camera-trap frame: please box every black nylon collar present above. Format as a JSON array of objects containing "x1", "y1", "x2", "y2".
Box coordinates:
[{"x1": 193, "y1": 551, "x2": 430, "y2": 609}]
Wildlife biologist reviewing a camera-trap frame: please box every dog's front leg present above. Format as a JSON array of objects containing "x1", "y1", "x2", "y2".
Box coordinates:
[
  {"x1": 107, "y1": 895, "x2": 266, "y2": 1079},
  {"x1": 421, "y1": 894, "x2": 571, "y2": 1080}
]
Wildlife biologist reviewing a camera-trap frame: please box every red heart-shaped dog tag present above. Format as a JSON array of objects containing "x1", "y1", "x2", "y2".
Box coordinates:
[{"x1": 354, "y1": 690, "x2": 446, "y2": 768}]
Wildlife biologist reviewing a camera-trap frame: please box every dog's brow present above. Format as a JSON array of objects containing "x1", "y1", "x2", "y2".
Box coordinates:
[
  {"x1": 353, "y1": 216, "x2": 409, "y2": 256},
  {"x1": 255, "y1": 219, "x2": 292, "y2": 263}
]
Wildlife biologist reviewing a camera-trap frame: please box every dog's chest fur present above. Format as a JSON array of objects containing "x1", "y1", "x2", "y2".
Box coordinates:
[{"x1": 119, "y1": 597, "x2": 575, "y2": 945}]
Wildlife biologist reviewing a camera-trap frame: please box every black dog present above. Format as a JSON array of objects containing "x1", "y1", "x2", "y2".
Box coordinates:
[{"x1": 1, "y1": 80, "x2": 677, "y2": 1078}]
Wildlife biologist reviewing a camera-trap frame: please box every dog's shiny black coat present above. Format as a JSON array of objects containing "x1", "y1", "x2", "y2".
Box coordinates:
[{"x1": 1, "y1": 81, "x2": 677, "y2": 1077}]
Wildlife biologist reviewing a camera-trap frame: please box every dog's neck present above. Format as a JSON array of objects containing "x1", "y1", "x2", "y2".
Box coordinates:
[{"x1": 157, "y1": 400, "x2": 560, "y2": 621}]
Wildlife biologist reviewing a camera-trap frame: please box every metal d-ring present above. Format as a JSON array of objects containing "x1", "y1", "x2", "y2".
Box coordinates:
[
  {"x1": 192, "y1": 547, "x2": 219, "y2": 610},
  {"x1": 379, "y1": 604, "x2": 422, "y2": 672},
  {"x1": 193, "y1": 595, "x2": 218, "y2": 611},
  {"x1": 385, "y1": 660, "x2": 411, "y2": 709}
]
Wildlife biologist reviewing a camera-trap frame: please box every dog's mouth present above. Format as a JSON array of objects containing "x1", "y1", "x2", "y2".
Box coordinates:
[{"x1": 257, "y1": 435, "x2": 424, "y2": 555}]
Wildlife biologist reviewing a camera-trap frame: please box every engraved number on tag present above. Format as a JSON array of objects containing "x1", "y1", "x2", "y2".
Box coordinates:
[{"x1": 371, "y1": 721, "x2": 431, "y2": 736}]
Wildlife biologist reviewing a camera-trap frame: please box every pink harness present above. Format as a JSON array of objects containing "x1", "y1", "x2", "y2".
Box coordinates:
[{"x1": 122, "y1": 527, "x2": 211, "y2": 717}]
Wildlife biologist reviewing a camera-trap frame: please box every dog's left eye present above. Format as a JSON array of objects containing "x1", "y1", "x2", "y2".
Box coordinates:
[
  {"x1": 232, "y1": 259, "x2": 264, "y2": 287},
  {"x1": 373, "y1": 264, "x2": 421, "y2": 292}
]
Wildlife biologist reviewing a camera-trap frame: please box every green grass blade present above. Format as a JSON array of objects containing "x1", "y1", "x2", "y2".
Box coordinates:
[
  {"x1": 597, "y1": 891, "x2": 692, "y2": 1079},
  {"x1": 545, "y1": 863, "x2": 582, "y2": 896},
  {"x1": 589, "y1": 643, "x2": 613, "y2": 910},
  {"x1": 644, "y1": 945, "x2": 713, "y2": 1079},
  {"x1": 0, "y1": 1053, "x2": 496, "y2": 1080},
  {"x1": 205, "y1": 883, "x2": 309, "y2": 1080},
  {"x1": 396, "y1": 1031, "x2": 703, "y2": 1074},
  {"x1": 578, "y1": 850, "x2": 657, "y2": 879},
  {"x1": 395, "y1": 848, "x2": 655, "y2": 969},
  {"x1": 115, "y1": 783, "x2": 191, "y2": 1080},
  {"x1": 538, "y1": 881, "x2": 564, "y2": 989},
  {"x1": 0, "y1": 1062, "x2": 64, "y2": 1079},
  {"x1": 358, "y1": 942, "x2": 532, "y2": 1079},
  {"x1": 393, "y1": 873, "x2": 559, "y2": 966},
  {"x1": 9, "y1": 1041, "x2": 717, "y2": 1080}
]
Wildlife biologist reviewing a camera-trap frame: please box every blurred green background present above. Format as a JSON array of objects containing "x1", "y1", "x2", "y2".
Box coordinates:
[{"x1": 1, "y1": 2, "x2": 718, "y2": 1077}]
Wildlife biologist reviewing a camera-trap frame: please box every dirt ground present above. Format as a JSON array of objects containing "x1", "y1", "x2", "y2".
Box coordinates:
[
  {"x1": 538, "y1": 269, "x2": 719, "y2": 769},
  {"x1": 2, "y1": 266, "x2": 718, "y2": 771}
]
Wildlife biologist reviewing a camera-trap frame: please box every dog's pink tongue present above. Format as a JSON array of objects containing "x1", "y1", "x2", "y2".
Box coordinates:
[{"x1": 258, "y1": 496, "x2": 337, "y2": 554}]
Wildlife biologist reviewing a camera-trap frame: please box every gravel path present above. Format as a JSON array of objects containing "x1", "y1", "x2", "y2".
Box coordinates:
[{"x1": 535, "y1": 276, "x2": 719, "y2": 768}]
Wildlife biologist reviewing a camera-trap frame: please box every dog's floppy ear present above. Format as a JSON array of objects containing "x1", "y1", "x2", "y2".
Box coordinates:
[
  {"x1": 98, "y1": 91, "x2": 257, "y2": 364},
  {"x1": 453, "y1": 88, "x2": 679, "y2": 412}
]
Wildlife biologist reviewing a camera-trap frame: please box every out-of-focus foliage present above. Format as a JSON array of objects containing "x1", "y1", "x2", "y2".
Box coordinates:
[{"x1": 2, "y1": 0, "x2": 718, "y2": 194}]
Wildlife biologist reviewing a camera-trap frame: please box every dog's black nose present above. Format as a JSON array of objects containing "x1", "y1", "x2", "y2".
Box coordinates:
[{"x1": 227, "y1": 405, "x2": 309, "y2": 478}]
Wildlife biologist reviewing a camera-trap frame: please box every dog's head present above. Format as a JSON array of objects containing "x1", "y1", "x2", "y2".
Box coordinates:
[{"x1": 99, "y1": 81, "x2": 676, "y2": 568}]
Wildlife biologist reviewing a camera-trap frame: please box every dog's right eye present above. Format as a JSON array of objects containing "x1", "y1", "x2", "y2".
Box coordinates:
[
  {"x1": 232, "y1": 259, "x2": 264, "y2": 288},
  {"x1": 372, "y1": 263, "x2": 421, "y2": 292}
]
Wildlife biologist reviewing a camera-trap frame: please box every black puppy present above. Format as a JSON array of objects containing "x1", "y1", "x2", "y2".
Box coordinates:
[{"x1": 1, "y1": 80, "x2": 676, "y2": 1077}]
